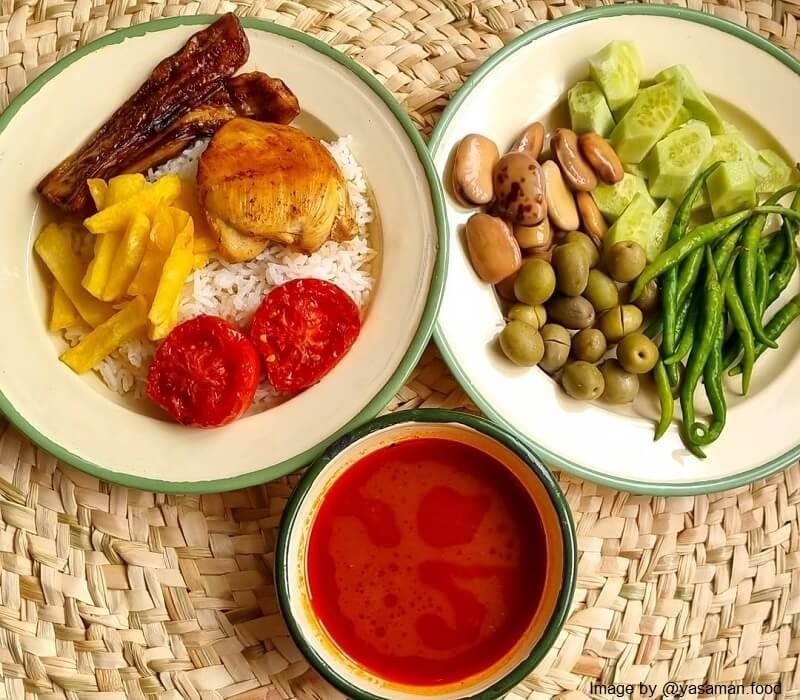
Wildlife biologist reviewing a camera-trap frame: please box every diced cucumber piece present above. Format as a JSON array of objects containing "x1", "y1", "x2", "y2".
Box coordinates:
[
  {"x1": 754, "y1": 149, "x2": 794, "y2": 194},
  {"x1": 624, "y1": 162, "x2": 648, "y2": 180},
  {"x1": 666, "y1": 106, "x2": 691, "y2": 134},
  {"x1": 691, "y1": 187, "x2": 710, "y2": 212},
  {"x1": 645, "y1": 120, "x2": 713, "y2": 201},
  {"x1": 592, "y1": 172, "x2": 654, "y2": 221},
  {"x1": 648, "y1": 199, "x2": 677, "y2": 262},
  {"x1": 654, "y1": 64, "x2": 724, "y2": 135},
  {"x1": 703, "y1": 131, "x2": 756, "y2": 170},
  {"x1": 589, "y1": 41, "x2": 641, "y2": 112},
  {"x1": 605, "y1": 193, "x2": 654, "y2": 252},
  {"x1": 706, "y1": 161, "x2": 757, "y2": 217},
  {"x1": 610, "y1": 81, "x2": 684, "y2": 163},
  {"x1": 568, "y1": 81, "x2": 616, "y2": 137}
]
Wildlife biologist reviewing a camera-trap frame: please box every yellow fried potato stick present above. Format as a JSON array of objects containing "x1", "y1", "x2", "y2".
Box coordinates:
[
  {"x1": 34, "y1": 223, "x2": 113, "y2": 327},
  {"x1": 49, "y1": 283, "x2": 81, "y2": 331},
  {"x1": 101, "y1": 212, "x2": 151, "y2": 301},
  {"x1": 106, "y1": 173, "x2": 146, "y2": 203},
  {"x1": 193, "y1": 253, "x2": 210, "y2": 270},
  {"x1": 174, "y1": 177, "x2": 217, "y2": 254},
  {"x1": 82, "y1": 173, "x2": 148, "y2": 298},
  {"x1": 149, "y1": 217, "x2": 194, "y2": 340},
  {"x1": 60, "y1": 297, "x2": 149, "y2": 374},
  {"x1": 128, "y1": 206, "x2": 176, "y2": 299},
  {"x1": 87, "y1": 179, "x2": 108, "y2": 210},
  {"x1": 83, "y1": 175, "x2": 180, "y2": 236}
]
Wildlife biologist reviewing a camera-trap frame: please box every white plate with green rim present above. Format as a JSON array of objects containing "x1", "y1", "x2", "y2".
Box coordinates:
[
  {"x1": 430, "y1": 6, "x2": 800, "y2": 495},
  {"x1": 0, "y1": 16, "x2": 447, "y2": 493}
]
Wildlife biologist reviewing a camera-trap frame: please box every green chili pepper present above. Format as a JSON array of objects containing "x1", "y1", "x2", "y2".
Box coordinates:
[
  {"x1": 690, "y1": 319, "x2": 727, "y2": 446},
  {"x1": 763, "y1": 231, "x2": 787, "y2": 274},
  {"x1": 756, "y1": 250, "x2": 769, "y2": 317},
  {"x1": 630, "y1": 210, "x2": 754, "y2": 300},
  {"x1": 729, "y1": 293, "x2": 800, "y2": 375},
  {"x1": 632, "y1": 205, "x2": 800, "y2": 301},
  {"x1": 664, "y1": 294, "x2": 698, "y2": 365},
  {"x1": 653, "y1": 360, "x2": 674, "y2": 441},
  {"x1": 722, "y1": 274, "x2": 756, "y2": 394},
  {"x1": 764, "y1": 221, "x2": 797, "y2": 309},
  {"x1": 679, "y1": 249, "x2": 737, "y2": 457},
  {"x1": 738, "y1": 185, "x2": 800, "y2": 347},
  {"x1": 661, "y1": 164, "x2": 721, "y2": 388}
]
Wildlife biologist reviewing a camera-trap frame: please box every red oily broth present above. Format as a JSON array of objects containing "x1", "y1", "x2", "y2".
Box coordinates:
[{"x1": 306, "y1": 437, "x2": 547, "y2": 686}]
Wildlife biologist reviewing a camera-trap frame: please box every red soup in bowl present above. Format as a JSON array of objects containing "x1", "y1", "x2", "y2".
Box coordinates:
[{"x1": 276, "y1": 410, "x2": 576, "y2": 700}]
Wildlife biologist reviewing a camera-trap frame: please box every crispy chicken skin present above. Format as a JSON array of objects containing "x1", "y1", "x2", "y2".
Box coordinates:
[
  {"x1": 197, "y1": 119, "x2": 356, "y2": 262},
  {"x1": 38, "y1": 13, "x2": 250, "y2": 212}
]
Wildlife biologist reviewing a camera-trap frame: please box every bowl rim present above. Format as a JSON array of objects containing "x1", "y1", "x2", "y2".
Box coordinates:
[
  {"x1": 274, "y1": 407, "x2": 577, "y2": 700},
  {"x1": 429, "y1": 4, "x2": 800, "y2": 496},
  {"x1": 0, "y1": 14, "x2": 449, "y2": 494}
]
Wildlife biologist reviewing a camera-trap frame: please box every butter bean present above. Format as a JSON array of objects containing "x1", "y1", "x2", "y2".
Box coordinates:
[
  {"x1": 465, "y1": 213, "x2": 522, "y2": 284},
  {"x1": 511, "y1": 122, "x2": 545, "y2": 160},
  {"x1": 493, "y1": 153, "x2": 547, "y2": 225},
  {"x1": 514, "y1": 218, "x2": 552, "y2": 249},
  {"x1": 578, "y1": 132, "x2": 624, "y2": 184},
  {"x1": 542, "y1": 160, "x2": 579, "y2": 232},
  {"x1": 576, "y1": 191, "x2": 608, "y2": 246},
  {"x1": 452, "y1": 134, "x2": 500, "y2": 206},
  {"x1": 552, "y1": 128, "x2": 597, "y2": 192}
]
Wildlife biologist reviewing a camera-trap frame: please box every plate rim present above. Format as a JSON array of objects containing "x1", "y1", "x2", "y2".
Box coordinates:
[
  {"x1": 429, "y1": 4, "x2": 800, "y2": 496},
  {"x1": 0, "y1": 14, "x2": 449, "y2": 494}
]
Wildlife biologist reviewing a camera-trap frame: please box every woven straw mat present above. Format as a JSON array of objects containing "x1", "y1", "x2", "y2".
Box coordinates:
[{"x1": 2, "y1": 1, "x2": 800, "y2": 699}]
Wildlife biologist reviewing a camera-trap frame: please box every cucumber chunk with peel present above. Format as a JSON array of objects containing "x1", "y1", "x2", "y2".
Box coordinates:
[
  {"x1": 623, "y1": 163, "x2": 648, "y2": 180},
  {"x1": 645, "y1": 120, "x2": 713, "y2": 200},
  {"x1": 647, "y1": 199, "x2": 677, "y2": 262},
  {"x1": 589, "y1": 41, "x2": 642, "y2": 112},
  {"x1": 610, "y1": 81, "x2": 684, "y2": 163},
  {"x1": 706, "y1": 161, "x2": 756, "y2": 217},
  {"x1": 666, "y1": 106, "x2": 691, "y2": 134},
  {"x1": 592, "y1": 173, "x2": 654, "y2": 222},
  {"x1": 604, "y1": 193, "x2": 654, "y2": 252},
  {"x1": 654, "y1": 64, "x2": 724, "y2": 135},
  {"x1": 703, "y1": 131, "x2": 757, "y2": 172},
  {"x1": 754, "y1": 149, "x2": 794, "y2": 194},
  {"x1": 568, "y1": 81, "x2": 616, "y2": 136}
]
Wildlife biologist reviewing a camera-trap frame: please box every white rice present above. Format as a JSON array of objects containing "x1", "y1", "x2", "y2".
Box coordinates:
[{"x1": 65, "y1": 136, "x2": 375, "y2": 409}]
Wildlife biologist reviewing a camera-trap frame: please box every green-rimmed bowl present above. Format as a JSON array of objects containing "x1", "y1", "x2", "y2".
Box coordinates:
[
  {"x1": 275, "y1": 408, "x2": 576, "y2": 700},
  {"x1": 430, "y1": 6, "x2": 800, "y2": 495},
  {"x1": 0, "y1": 16, "x2": 447, "y2": 492}
]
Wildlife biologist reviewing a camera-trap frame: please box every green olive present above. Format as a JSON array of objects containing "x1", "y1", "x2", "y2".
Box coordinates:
[
  {"x1": 546, "y1": 295, "x2": 596, "y2": 330},
  {"x1": 598, "y1": 304, "x2": 643, "y2": 342},
  {"x1": 533, "y1": 305, "x2": 547, "y2": 327},
  {"x1": 514, "y1": 259, "x2": 556, "y2": 305},
  {"x1": 599, "y1": 359, "x2": 640, "y2": 403},
  {"x1": 499, "y1": 321, "x2": 544, "y2": 366},
  {"x1": 571, "y1": 328, "x2": 607, "y2": 363},
  {"x1": 583, "y1": 269, "x2": 619, "y2": 312},
  {"x1": 634, "y1": 279, "x2": 660, "y2": 312},
  {"x1": 605, "y1": 240, "x2": 647, "y2": 283},
  {"x1": 553, "y1": 242, "x2": 590, "y2": 296},
  {"x1": 561, "y1": 361, "x2": 605, "y2": 400},
  {"x1": 617, "y1": 333, "x2": 659, "y2": 374},
  {"x1": 564, "y1": 231, "x2": 600, "y2": 268},
  {"x1": 540, "y1": 324, "x2": 571, "y2": 374},
  {"x1": 508, "y1": 304, "x2": 541, "y2": 330}
]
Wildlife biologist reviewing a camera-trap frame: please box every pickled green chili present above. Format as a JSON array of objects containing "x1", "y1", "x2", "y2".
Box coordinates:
[
  {"x1": 764, "y1": 220, "x2": 797, "y2": 309},
  {"x1": 690, "y1": 319, "x2": 726, "y2": 446},
  {"x1": 631, "y1": 205, "x2": 800, "y2": 301},
  {"x1": 723, "y1": 275, "x2": 756, "y2": 394},
  {"x1": 729, "y1": 293, "x2": 800, "y2": 375},
  {"x1": 653, "y1": 360, "x2": 674, "y2": 441},
  {"x1": 738, "y1": 185, "x2": 800, "y2": 347},
  {"x1": 679, "y1": 249, "x2": 737, "y2": 457},
  {"x1": 664, "y1": 295, "x2": 698, "y2": 366},
  {"x1": 661, "y1": 164, "x2": 720, "y2": 386}
]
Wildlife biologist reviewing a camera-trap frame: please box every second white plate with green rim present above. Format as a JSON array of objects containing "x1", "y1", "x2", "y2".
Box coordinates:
[{"x1": 430, "y1": 6, "x2": 800, "y2": 495}]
